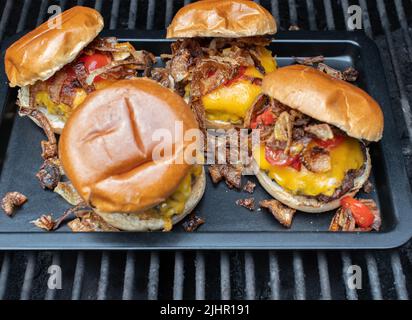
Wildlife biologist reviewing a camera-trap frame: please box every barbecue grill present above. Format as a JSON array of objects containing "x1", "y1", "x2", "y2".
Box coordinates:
[{"x1": 0, "y1": 0, "x2": 411, "y2": 300}]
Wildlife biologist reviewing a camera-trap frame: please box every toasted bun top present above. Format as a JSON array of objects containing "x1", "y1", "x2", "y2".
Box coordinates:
[
  {"x1": 167, "y1": 0, "x2": 277, "y2": 38},
  {"x1": 5, "y1": 6, "x2": 103, "y2": 87},
  {"x1": 59, "y1": 79, "x2": 200, "y2": 213},
  {"x1": 262, "y1": 65, "x2": 384, "y2": 141}
]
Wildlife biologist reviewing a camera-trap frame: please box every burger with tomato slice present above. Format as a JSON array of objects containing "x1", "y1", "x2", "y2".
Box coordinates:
[
  {"x1": 5, "y1": 6, "x2": 155, "y2": 133},
  {"x1": 59, "y1": 79, "x2": 206, "y2": 231},
  {"x1": 164, "y1": 0, "x2": 277, "y2": 130},
  {"x1": 249, "y1": 65, "x2": 384, "y2": 213}
]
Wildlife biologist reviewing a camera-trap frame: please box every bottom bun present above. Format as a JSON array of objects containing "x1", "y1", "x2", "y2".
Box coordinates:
[
  {"x1": 95, "y1": 167, "x2": 206, "y2": 231},
  {"x1": 256, "y1": 148, "x2": 372, "y2": 213},
  {"x1": 18, "y1": 87, "x2": 65, "y2": 134}
]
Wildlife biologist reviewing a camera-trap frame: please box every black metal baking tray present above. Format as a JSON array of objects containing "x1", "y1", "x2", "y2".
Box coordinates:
[{"x1": 0, "y1": 30, "x2": 411, "y2": 250}]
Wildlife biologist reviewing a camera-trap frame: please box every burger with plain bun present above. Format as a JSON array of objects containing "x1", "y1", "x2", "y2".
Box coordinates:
[
  {"x1": 5, "y1": 6, "x2": 155, "y2": 133},
  {"x1": 59, "y1": 79, "x2": 206, "y2": 231},
  {"x1": 163, "y1": 0, "x2": 278, "y2": 130},
  {"x1": 248, "y1": 65, "x2": 383, "y2": 213}
]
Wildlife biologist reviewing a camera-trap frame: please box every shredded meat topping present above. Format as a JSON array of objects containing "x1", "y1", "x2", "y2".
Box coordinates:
[
  {"x1": 68, "y1": 212, "x2": 118, "y2": 232},
  {"x1": 304, "y1": 124, "x2": 334, "y2": 141},
  {"x1": 317, "y1": 63, "x2": 359, "y2": 82},
  {"x1": 153, "y1": 37, "x2": 274, "y2": 128},
  {"x1": 208, "y1": 165, "x2": 223, "y2": 184},
  {"x1": 36, "y1": 159, "x2": 61, "y2": 190},
  {"x1": 243, "y1": 181, "x2": 256, "y2": 194},
  {"x1": 28, "y1": 37, "x2": 155, "y2": 110},
  {"x1": 1, "y1": 192, "x2": 27, "y2": 216},
  {"x1": 182, "y1": 213, "x2": 205, "y2": 232},
  {"x1": 150, "y1": 68, "x2": 176, "y2": 90},
  {"x1": 190, "y1": 59, "x2": 235, "y2": 97},
  {"x1": 363, "y1": 180, "x2": 374, "y2": 194},
  {"x1": 31, "y1": 215, "x2": 55, "y2": 231},
  {"x1": 302, "y1": 146, "x2": 332, "y2": 173},
  {"x1": 219, "y1": 164, "x2": 243, "y2": 189},
  {"x1": 260, "y1": 199, "x2": 296, "y2": 228},
  {"x1": 342, "y1": 67, "x2": 359, "y2": 82},
  {"x1": 294, "y1": 55, "x2": 325, "y2": 66},
  {"x1": 236, "y1": 198, "x2": 255, "y2": 211}
]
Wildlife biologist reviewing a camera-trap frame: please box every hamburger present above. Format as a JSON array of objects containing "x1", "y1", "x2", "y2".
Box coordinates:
[
  {"x1": 248, "y1": 65, "x2": 384, "y2": 213},
  {"x1": 163, "y1": 0, "x2": 277, "y2": 130},
  {"x1": 5, "y1": 6, "x2": 155, "y2": 134},
  {"x1": 59, "y1": 79, "x2": 206, "y2": 231}
]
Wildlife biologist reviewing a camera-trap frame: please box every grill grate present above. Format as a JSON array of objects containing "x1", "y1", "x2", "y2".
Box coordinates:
[{"x1": 0, "y1": 0, "x2": 411, "y2": 300}]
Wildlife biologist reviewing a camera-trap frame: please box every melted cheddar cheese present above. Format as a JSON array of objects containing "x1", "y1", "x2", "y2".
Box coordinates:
[
  {"x1": 201, "y1": 47, "x2": 277, "y2": 124},
  {"x1": 203, "y1": 78, "x2": 262, "y2": 123},
  {"x1": 156, "y1": 165, "x2": 203, "y2": 231},
  {"x1": 254, "y1": 138, "x2": 364, "y2": 197},
  {"x1": 256, "y1": 47, "x2": 277, "y2": 73},
  {"x1": 35, "y1": 89, "x2": 87, "y2": 120},
  {"x1": 34, "y1": 80, "x2": 114, "y2": 120}
]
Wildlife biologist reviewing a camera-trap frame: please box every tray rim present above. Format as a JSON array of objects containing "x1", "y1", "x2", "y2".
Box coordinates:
[{"x1": 0, "y1": 30, "x2": 411, "y2": 250}]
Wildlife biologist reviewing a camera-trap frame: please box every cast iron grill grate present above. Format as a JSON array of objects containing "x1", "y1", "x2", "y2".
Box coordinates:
[{"x1": 0, "y1": 0, "x2": 411, "y2": 300}]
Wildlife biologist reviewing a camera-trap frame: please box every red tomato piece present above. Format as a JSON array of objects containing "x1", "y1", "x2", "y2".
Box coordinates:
[
  {"x1": 265, "y1": 146, "x2": 294, "y2": 167},
  {"x1": 250, "y1": 109, "x2": 275, "y2": 129},
  {"x1": 315, "y1": 135, "x2": 345, "y2": 149},
  {"x1": 340, "y1": 196, "x2": 375, "y2": 228},
  {"x1": 77, "y1": 53, "x2": 111, "y2": 82},
  {"x1": 260, "y1": 109, "x2": 275, "y2": 126},
  {"x1": 289, "y1": 156, "x2": 302, "y2": 171},
  {"x1": 207, "y1": 70, "x2": 216, "y2": 78}
]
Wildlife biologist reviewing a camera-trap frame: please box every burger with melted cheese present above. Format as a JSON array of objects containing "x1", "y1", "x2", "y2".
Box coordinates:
[
  {"x1": 5, "y1": 6, "x2": 155, "y2": 134},
  {"x1": 59, "y1": 79, "x2": 205, "y2": 231},
  {"x1": 249, "y1": 65, "x2": 384, "y2": 212},
  {"x1": 164, "y1": 0, "x2": 277, "y2": 130}
]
